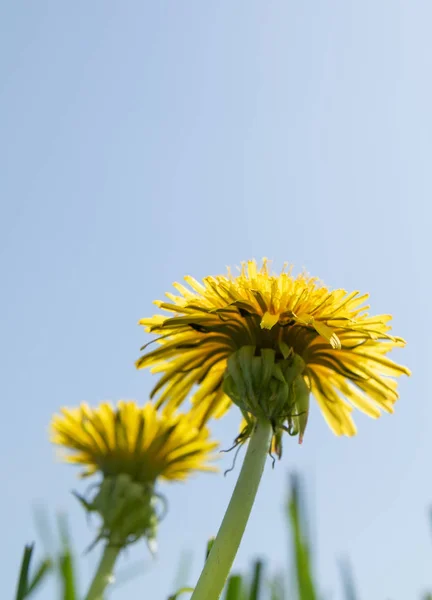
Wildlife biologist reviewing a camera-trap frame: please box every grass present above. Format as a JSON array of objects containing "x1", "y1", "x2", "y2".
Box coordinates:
[{"x1": 14, "y1": 473, "x2": 432, "y2": 599}]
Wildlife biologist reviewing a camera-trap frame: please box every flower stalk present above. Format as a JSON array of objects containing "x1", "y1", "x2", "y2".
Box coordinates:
[
  {"x1": 190, "y1": 418, "x2": 272, "y2": 600},
  {"x1": 84, "y1": 542, "x2": 120, "y2": 600}
]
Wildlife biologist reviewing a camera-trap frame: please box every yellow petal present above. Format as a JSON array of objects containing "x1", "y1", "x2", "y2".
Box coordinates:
[{"x1": 260, "y1": 311, "x2": 280, "y2": 330}]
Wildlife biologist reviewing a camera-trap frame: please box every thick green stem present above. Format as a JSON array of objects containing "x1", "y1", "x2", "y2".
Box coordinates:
[
  {"x1": 191, "y1": 418, "x2": 272, "y2": 600},
  {"x1": 85, "y1": 543, "x2": 120, "y2": 600}
]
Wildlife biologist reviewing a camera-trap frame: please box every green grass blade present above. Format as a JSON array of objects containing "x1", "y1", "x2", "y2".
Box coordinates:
[
  {"x1": 167, "y1": 586, "x2": 194, "y2": 599},
  {"x1": 248, "y1": 560, "x2": 264, "y2": 600},
  {"x1": 26, "y1": 558, "x2": 52, "y2": 596},
  {"x1": 15, "y1": 544, "x2": 34, "y2": 600},
  {"x1": 270, "y1": 574, "x2": 286, "y2": 600},
  {"x1": 225, "y1": 574, "x2": 244, "y2": 600},
  {"x1": 57, "y1": 516, "x2": 77, "y2": 600},
  {"x1": 205, "y1": 537, "x2": 215, "y2": 561},
  {"x1": 15, "y1": 544, "x2": 51, "y2": 600},
  {"x1": 338, "y1": 559, "x2": 358, "y2": 600},
  {"x1": 59, "y1": 551, "x2": 76, "y2": 600},
  {"x1": 287, "y1": 474, "x2": 317, "y2": 600}
]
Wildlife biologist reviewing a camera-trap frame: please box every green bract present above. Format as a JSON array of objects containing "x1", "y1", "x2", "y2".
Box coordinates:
[
  {"x1": 75, "y1": 474, "x2": 161, "y2": 551},
  {"x1": 223, "y1": 346, "x2": 310, "y2": 445}
]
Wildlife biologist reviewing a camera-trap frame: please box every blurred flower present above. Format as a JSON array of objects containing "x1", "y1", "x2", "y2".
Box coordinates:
[
  {"x1": 136, "y1": 259, "x2": 410, "y2": 439},
  {"x1": 51, "y1": 401, "x2": 218, "y2": 548},
  {"x1": 51, "y1": 400, "x2": 218, "y2": 481}
]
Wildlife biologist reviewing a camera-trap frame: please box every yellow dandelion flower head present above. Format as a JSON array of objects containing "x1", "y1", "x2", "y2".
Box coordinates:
[
  {"x1": 136, "y1": 259, "x2": 411, "y2": 437},
  {"x1": 50, "y1": 401, "x2": 218, "y2": 482}
]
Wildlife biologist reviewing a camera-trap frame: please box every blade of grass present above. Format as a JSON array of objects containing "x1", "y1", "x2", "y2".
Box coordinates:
[
  {"x1": 287, "y1": 474, "x2": 317, "y2": 600},
  {"x1": 225, "y1": 574, "x2": 244, "y2": 600},
  {"x1": 15, "y1": 544, "x2": 52, "y2": 600},
  {"x1": 269, "y1": 574, "x2": 286, "y2": 600},
  {"x1": 58, "y1": 516, "x2": 77, "y2": 600},
  {"x1": 167, "y1": 586, "x2": 194, "y2": 599},
  {"x1": 26, "y1": 559, "x2": 52, "y2": 596},
  {"x1": 168, "y1": 540, "x2": 215, "y2": 600},
  {"x1": 15, "y1": 545, "x2": 34, "y2": 600},
  {"x1": 205, "y1": 538, "x2": 215, "y2": 561},
  {"x1": 248, "y1": 560, "x2": 264, "y2": 600},
  {"x1": 170, "y1": 550, "x2": 193, "y2": 596},
  {"x1": 338, "y1": 559, "x2": 358, "y2": 600},
  {"x1": 59, "y1": 550, "x2": 76, "y2": 600}
]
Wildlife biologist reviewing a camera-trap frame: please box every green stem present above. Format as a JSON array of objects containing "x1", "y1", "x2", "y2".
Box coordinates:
[
  {"x1": 85, "y1": 543, "x2": 120, "y2": 600},
  {"x1": 191, "y1": 418, "x2": 272, "y2": 600}
]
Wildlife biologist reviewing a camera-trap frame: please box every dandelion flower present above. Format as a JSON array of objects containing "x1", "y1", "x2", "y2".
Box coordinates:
[
  {"x1": 136, "y1": 259, "x2": 410, "y2": 438},
  {"x1": 51, "y1": 401, "x2": 218, "y2": 555},
  {"x1": 51, "y1": 400, "x2": 218, "y2": 482}
]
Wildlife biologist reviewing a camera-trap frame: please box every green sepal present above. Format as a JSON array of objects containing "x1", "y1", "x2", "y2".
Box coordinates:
[
  {"x1": 292, "y1": 375, "x2": 310, "y2": 443},
  {"x1": 74, "y1": 474, "x2": 161, "y2": 551},
  {"x1": 224, "y1": 346, "x2": 311, "y2": 452}
]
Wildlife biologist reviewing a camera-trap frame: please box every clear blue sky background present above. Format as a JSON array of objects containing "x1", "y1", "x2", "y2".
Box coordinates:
[{"x1": 1, "y1": 2, "x2": 430, "y2": 599}]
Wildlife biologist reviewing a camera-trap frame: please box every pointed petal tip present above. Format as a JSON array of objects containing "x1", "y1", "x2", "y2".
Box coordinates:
[{"x1": 260, "y1": 311, "x2": 280, "y2": 330}]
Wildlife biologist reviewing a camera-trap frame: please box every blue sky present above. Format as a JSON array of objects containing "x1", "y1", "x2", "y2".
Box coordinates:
[{"x1": 1, "y1": 2, "x2": 431, "y2": 599}]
